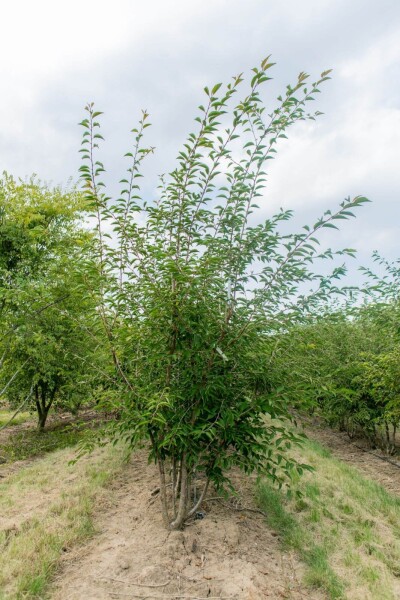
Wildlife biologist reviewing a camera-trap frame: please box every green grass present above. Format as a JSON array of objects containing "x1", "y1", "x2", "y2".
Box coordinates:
[
  {"x1": 0, "y1": 443, "x2": 126, "y2": 599},
  {"x1": 0, "y1": 409, "x2": 31, "y2": 428},
  {"x1": 0, "y1": 425, "x2": 88, "y2": 462},
  {"x1": 258, "y1": 482, "x2": 344, "y2": 598},
  {"x1": 257, "y1": 436, "x2": 400, "y2": 600}
]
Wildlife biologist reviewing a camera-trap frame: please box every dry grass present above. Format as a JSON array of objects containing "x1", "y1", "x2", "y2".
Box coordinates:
[
  {"x1": 2, "y1": 418, "x2": 400, "y2": 600},
  {"x1": 258, "y1": 437, "x2": 400, "y2": 599},
  {"x1": 0, "y1": 443, "x2": 127, "y2": 599}
]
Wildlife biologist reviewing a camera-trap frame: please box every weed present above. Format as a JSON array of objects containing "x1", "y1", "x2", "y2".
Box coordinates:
[
  {"x1": 0, "y1": 410, "x2": 31, "y2": 428},
  {"x1": 257, "y1": 436, "x2": 400, "y2": 599},
  {"x1": 0, "y1": 444, "x2": 126, "y2": 598},
  {"x1": 0, "y1": 425, "x2": 87, "y2": 462}
]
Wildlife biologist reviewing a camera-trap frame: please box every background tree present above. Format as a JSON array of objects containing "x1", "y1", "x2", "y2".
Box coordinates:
[
  {"x1": 267, "y1": 276, "x2": 400, "y2": 453},
  {"x1": 0, "y1": 174, "x2": 105, "y2": 429}
]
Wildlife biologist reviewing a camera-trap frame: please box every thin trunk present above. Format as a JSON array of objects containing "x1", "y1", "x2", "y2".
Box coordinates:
[
  {"x1": 157, "y1": 457, "x2": 170, "y2": 527},
  {"x1": 149, "y1": 429, "x2": 170, "y2": 527},
  {"x1": 0, "y1": 359, "x2": 29, "y2": 397},
  {"x1": 35, "y1": 385, "x2": 43, "y2": 429},
  {"x1": 385, "y1": 421, "x2": 390, "y2": 453},
  {"x1": 37, "y1": 388, "x2": 49, "y2": 430},
  {"x1": 0, "y1": 385, "x2": 33, "y2": 432},
  {"x1": 187, "y1": 478, "x2": 210, "y2": 518},
  {"x1": 38, "y1": 409, "x2": 48, "y2": 430},
  {"x1": 186, "y1": 472, "x2": 192, "y2": 523},
  {"x1": 174, "y1": 460, "x2": 181, "y2": 498},
  {"x1": 172, "y1": 456, "x2": 177, "y2": 519},
  {"x1": 36, "y1": 383, "x2": 57, "y2": 430},
  {"x1": 166, "y1": 277, "x2": 177, "y2": 387},
  {"x1": 372, "y1": 423, "x2": 377, "y2": 447},
  {"x1": 0, "y1": 343, "x2": 9, "y2": 369},
  {"x1": 169, "y1": 454, "x2": 188, "y2": 530}
]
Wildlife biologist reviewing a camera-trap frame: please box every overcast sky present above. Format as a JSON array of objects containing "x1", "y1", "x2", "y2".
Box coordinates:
[{"x1": 1, "y1": 0, "x2": 399, "y2": 279}]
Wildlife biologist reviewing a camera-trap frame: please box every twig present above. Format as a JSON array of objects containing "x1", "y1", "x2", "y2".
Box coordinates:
[
  {"x1": 206, "y1": 497, "x2": 267, "y2": 517},
  {"x1": 149, "y1": 482, "x2": 173, "y2": 497},
  {"x1": 109, "y1": 594, "x2": 234, "y2": 599},
  {"x1": 101, "y1": 577, "x2": 171, "y2": 588},
  {"x1": 0, "y1": 359, "x2": 29, "y2": 398},
  {"x1": 0, "y1": 385, "x2": 33, "y2": 432},
  {"x1": 0, "y1": 293, "x2": 70, "y2": 344}
]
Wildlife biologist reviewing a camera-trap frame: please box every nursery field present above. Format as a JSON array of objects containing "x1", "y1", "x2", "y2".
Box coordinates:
[
  {"x1": 0, "y1": 412, "x2": 399, "y2": 600},
  {"x1": 1, "y1": 57, "x2": 399, "y2": 600}
]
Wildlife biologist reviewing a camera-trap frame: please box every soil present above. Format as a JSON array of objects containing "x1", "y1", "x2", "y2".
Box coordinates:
[
  {"x1": 50, "y1": 450, "x2": 324, "y2": 600},
  {"x1": 6, "y1": 412, "x2": 399, "y2": 598},
  {"x1": 303, "y1": 421, "x2": 400, "y2": 496}
]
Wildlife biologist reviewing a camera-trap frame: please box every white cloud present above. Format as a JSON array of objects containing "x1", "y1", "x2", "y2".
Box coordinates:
[
  {"x1": 0, "y1": 0, "x2": 399, "y2": 267},
  {"x1": 339, "y1": 28, "x2": 400, "y2": 88},
  {"x1": 264, "y1": 101, "x2": 400, "y2": 211}
]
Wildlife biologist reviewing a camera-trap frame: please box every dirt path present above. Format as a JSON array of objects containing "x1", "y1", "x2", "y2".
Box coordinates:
[
  {"x1": 50, "y1": 450, "x2": 323, "y2": 600},
  {"x1": 303, "y1": 422, "x2": 400, "y2": 496}
]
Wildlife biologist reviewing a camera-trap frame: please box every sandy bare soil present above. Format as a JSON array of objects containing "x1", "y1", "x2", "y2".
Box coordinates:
[
  {"x1": 50, "y1": 450, "x2": 323, "y2": 600},
  {"x1": 303, "y1": 422, "x2": 400, "y2": 496}
]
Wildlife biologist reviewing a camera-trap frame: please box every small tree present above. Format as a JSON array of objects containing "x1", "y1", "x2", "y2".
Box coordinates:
[
  {"x1": 267, "y1": 313, "x2": 376, "y2": 434},
  {"x1": 0, "y1": 174, "x2": 83, "y2": 295},
  {"x1": 3, "y1": 279, "x2": 103, "y2": 429},
  {"x1": 266, "y1": 288, "x2": 400, "y2": 452},
  {"x1": 0, "y1": 175, "x2": 103, "y2": 429},
  {"x1": 80, "y1": 58, "x2": 368, "y2": 529},
  {"x1": 0, "y1": 173, "x2": 87, "y2": 347}
]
